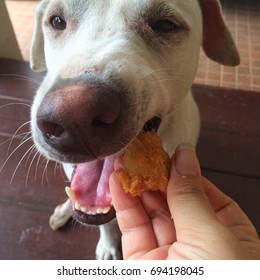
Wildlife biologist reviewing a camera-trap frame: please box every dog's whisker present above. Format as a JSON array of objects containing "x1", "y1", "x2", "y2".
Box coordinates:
[
  {"x1": 135, "y1": 93, "x2": 184, "y2": 109},
  {"x1": 119, "y1": 49, "x2": 144, "y2": 65},
  {"x1": 140, "y1": 68, "x2": 174, "y2": 80},
  {"x1": 34, "y1": 153, "x2": 43, "y2": 181},
  {"x1": 53, "y1": 161, "x2": 66, "y2": 181},
  {"x1": 0, "y1": 74, "x2": 41, "y2": 86},
  {"x1": 140, "y1": 68, "x2": 188, "y2": 80},
  {"x1": 19, "y1": 132, "x2": 34, "y2": 150},
  {"x1": 0, "y1": 137, "x2": 13, "y2": 147},
  {"x1": 0, "y1": 132, "x2": 31, "y2": 173},
  {"x1": 0, "y1": 102, "x2": 31, "y2": 110},
  {"x1": 71, "y1": 217, "x2": 80, "y2": 230},
  {"x1": 24, "y1": 144, "x2": 37, "y2": 167},
  {"x1": 0, "y1": 132, "x2": 28, "y2": 147},
  {"x1": 7, "y1": 121, "x2": 31, "y2": 155},
  {"x1": 57, "y1": 163, "x2": 68, "y2": 182},
  {"x1": 10, "y1": 144, "x2": 35, "y2": 184},
  {"x1": 25, "y1": 147, "x2": 39, "y2": 188},
  {"x1": 42, "y1": 159, "x2": 51, "y2": 188},
  {"x1": 0, "y1": 136, "x2": 33, "y2": 175},
  {"x1": 153, "y1": 77, "x2": 191, "y2": 85},
  {"x1": 54, "y1": 161, "x2": 59, "y2": 178}
]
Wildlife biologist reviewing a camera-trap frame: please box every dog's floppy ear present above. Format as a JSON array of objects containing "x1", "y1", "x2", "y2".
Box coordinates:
[
  {"x1": 198, "y1": 0, "x2": 240, "y2": 66},
  {"x1": 30, "y1": 0, "x2": 50, "y2": 72}
]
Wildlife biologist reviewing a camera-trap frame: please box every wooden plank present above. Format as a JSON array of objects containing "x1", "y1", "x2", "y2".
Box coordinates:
[
  {"x1": 193, "y1": 84, "x2": 260, "y2": 136},
  {"x1": 0, "y1": 203, "x2": 99, "y2": 259},
  {"x1": 193, "y1": 84, "x2": 260, "y2": 178},
  {"x1": 197, "y1": 129, "x2": 260, "y2": 178}
]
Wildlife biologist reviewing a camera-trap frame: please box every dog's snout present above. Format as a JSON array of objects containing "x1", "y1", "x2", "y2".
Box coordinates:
[{"x1": 36, "y1": 83, "x2": 122, "y2": 160}]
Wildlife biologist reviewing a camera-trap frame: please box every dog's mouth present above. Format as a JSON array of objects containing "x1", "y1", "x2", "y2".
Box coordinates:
[{"x1": 65, "y1": 116, "x2": 161, "y2": 225}]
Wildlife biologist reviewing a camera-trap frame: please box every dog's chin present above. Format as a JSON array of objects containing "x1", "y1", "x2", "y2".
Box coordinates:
[
  {"x1": 73, "y1": 207, "x2": 116, "y2": 226},
  {"x1": 62, "y1": 116, "x2": 161, "y2": 226}
]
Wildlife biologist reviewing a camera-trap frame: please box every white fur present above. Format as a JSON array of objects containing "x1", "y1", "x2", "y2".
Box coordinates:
[
  {"x1": 49, "y1": 199, "x2": 72, "y2": 230},
  {"x1": 30, "y1": 0, "x2": 239, "y2": 260},
  {"x1": 96, "y1": 220, "x2": 122, "y2": 260}
]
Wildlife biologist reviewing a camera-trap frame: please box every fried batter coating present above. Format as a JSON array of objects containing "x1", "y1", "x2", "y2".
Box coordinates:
[{"x1": 119, "y1": 131, "x2": 171, "y2": 196}]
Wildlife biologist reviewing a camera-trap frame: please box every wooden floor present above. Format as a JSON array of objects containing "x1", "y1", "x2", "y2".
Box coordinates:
[{"x1": 0, "y1": 58, "x2": 259, "y2": 260}]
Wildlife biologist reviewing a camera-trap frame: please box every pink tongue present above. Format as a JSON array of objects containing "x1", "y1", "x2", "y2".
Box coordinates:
[{"x1": 71, "y1": 154, "x2": 117, "y2": 211}]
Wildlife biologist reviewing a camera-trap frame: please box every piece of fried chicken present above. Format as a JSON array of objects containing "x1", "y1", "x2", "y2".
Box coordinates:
[{"x1": 119, "y1": 131, "x2": 171, "y2": 196}]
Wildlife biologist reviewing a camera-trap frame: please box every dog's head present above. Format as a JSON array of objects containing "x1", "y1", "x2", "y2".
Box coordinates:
[{"x1": 30, "y1": 0, "x2": 239, "y2": 225}]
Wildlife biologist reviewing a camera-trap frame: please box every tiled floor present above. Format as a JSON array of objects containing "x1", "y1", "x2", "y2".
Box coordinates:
[
  {"x1": 4, "y1": 0, "x2": 260, "y2": 92},
  {"x1": 196, "y1": 0, "x2": 260, "y2": 92}
]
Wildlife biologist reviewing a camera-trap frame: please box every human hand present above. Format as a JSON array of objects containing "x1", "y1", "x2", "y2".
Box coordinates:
[{"x1": 109, "y1": 144, "x2": 260, "y2": 260}]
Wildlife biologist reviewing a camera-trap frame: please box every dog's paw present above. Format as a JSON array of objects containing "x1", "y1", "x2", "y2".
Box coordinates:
[
  {"x1": 49, "y1": 199, "x2": 72, "y2": 230},
  {"x1": 96, "y1": 239, "x2": 122, "y2": 260}
]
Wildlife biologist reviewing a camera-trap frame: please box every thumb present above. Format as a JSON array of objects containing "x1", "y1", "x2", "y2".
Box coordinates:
[{"x1": 167, "y1": 144, "x2": 217, "y2": 232}]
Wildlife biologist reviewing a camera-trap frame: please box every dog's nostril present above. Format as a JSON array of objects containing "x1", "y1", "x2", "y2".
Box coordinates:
[
  {"x1": 93, "y1": 112, "x2": 119, "y2": 127},
  {"x1": 37, "y1": 119, "x2": 65, "y2": 139}
]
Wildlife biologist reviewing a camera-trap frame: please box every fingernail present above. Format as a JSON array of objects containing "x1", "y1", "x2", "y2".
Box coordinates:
[{"x1": 175, "y1": 143, "x2": 199, "y2": 177}]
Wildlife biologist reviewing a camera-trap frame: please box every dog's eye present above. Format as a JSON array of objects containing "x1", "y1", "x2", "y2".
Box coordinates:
[
  {"x1": 50, "y1": 16, "x2": 67, "y2": 31},
  {"x1": 151, "y1": 19, "x2": 180, "y2": 33}
]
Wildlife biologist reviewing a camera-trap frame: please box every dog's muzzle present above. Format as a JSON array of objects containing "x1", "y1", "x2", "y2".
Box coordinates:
[{"x1": 34, "y1": 76, "x2": 161, "y2": 225}]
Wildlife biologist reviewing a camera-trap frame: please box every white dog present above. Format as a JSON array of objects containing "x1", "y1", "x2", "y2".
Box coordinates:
[{"x1": 30, "y1": 0, "x2": 239, "y2": 259}]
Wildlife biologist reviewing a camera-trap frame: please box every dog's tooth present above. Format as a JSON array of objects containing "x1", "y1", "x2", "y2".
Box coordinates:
[
  {"x1": 80, "y1": 206, "x2": 87, "y2": 213},
  {"x1": 97, "y1": 207, "x2": 109, "y2": 214},
  {"x1": 74, "y1": 205, "x2": 112, "y2": 215},
  {"x1": 65, "y1": 186, "x2": 76, "y2": 202},
  {"x1": 95, "y1": 207, "x2": 110, "y2": 214},
  {"x1": 75, "y1": 201, "x2": 81, "y2": 211},
  {"x1": 103, "y1": 207, "x2": 110, "y2": 214}
]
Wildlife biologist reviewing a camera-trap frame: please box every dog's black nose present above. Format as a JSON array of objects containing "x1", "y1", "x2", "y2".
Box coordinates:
[{"x1": 36, "y1": 83, "x2": 122, "y2": 160}]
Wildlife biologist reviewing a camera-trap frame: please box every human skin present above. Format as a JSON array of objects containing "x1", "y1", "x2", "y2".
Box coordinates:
[{"x1": 109, "y1": 144, "x2": 260, "y2": 260}]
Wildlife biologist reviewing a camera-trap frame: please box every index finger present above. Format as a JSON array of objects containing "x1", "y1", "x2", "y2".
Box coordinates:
[{"x1": 109, "y1": 171, "x2": 158, "y2": 259}]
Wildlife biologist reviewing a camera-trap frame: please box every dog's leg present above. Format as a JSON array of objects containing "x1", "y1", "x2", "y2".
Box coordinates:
[
  {"x1": 96, "y1": 219, "x2": 122, "y2": 260},
  {"x1": 48, "y1": 163, "x2": 74, "y2": 230},
  {"x1": 49, "y1": 199, "x2": 72, "y2": 230}
]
